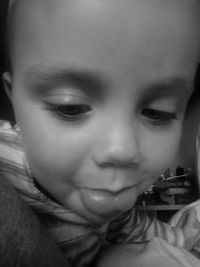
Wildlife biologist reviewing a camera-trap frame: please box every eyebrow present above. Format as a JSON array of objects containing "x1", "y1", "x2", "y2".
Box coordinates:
[
  {"x1": 24, "y1": 64, "x2": 106, "y2": 96},
  {"x1": 24, "y1": 64, "x2": 194, "y2": 99},
  {"x1": 143, "y1": 77, "x2": 194, "y2": 100}
]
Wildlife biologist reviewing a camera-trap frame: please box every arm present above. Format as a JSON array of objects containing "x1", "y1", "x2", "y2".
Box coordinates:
[{"x1": 0, "y1": 174, "x2": 71, "y2": 267}]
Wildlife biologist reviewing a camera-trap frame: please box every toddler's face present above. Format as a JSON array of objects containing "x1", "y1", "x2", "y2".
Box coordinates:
[{"x1": 5, "y1": 0, "x2": 200, "y2": 225}]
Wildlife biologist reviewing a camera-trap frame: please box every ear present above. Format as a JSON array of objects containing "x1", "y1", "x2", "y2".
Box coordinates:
[{"x1": 2, "y1": 72, "x2": 13, "y2": 103}]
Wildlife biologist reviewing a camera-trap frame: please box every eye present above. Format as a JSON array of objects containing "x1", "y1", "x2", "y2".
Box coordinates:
[
  {"x1": 57, "y1": 104, "x2": 91, "y2": 116},
  {"x1": 44, "y1": 103, "x2": 91, "y2": 120},
  {"x1": 141, "y1": 108, "x2": 177, "y2": 125}
]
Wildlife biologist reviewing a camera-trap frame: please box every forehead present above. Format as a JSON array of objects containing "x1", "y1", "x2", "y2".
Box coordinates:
[
  {"x1": 11, "y1": 0, "x2": 200, "y2": 33},
  {"x1": 10, "y1": 0, "x2": 200, "y2": 81}
]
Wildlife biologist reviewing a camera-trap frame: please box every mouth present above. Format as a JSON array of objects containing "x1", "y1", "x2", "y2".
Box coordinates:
[{"x1": 80, "y1": 185, "x2": 138, "y2": 223}]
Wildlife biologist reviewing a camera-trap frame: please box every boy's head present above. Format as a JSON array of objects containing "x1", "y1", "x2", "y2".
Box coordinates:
[{"x1": 3, "y1": 0, "x2": 200, "y2": 225}]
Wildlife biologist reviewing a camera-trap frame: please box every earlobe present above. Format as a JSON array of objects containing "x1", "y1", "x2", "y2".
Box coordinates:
[{"x1": 2, "y1": 72, "x2": 13, "y2": 103}]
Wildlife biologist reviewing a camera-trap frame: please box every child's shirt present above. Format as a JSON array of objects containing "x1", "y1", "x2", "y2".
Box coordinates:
[{"x1": 0, "y1": 120, "x2": 185, "y2": 267}]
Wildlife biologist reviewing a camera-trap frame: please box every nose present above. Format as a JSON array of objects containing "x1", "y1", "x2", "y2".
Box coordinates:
[{"x1": 93, "y1": 119, "x2": 140, "y2": 168}]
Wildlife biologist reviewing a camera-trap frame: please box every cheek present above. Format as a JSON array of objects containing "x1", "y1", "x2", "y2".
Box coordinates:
[
  {"x1": 139, "y1": 127, "x2": 182, "y2": 189},
  {"x1": 145, "y1": 125, "x2": 181, "y2": 164},
  {"x1": 13, "y1": 99, "x2": 97, "y2": 190},
  {"x1": 153, "y1": 134, "x2": 181, "y2": 168},
  {"x1": 20, "y1": 122, "x2": 90, "y2": 183}
]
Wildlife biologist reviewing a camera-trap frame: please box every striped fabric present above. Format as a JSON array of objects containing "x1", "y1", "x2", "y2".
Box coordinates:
[{"x1": 0, "y1": 120, "x2": 185, "y2": 266}]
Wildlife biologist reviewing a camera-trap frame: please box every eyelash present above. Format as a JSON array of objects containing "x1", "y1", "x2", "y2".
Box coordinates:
[
  {"x1": 43, "y1": 103, "x2": 177, "y2": 125},
  {"x1": 141, "y1": 108, "x2": 177, "y2": 125},
  {"x1": 43, "y1": 102, "x2": 91, "y2": 120}
]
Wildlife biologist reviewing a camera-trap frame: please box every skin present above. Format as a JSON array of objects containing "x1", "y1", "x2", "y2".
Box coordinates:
[{"x1": 3, "y1": 0, "x2": 200, "y2": 227}]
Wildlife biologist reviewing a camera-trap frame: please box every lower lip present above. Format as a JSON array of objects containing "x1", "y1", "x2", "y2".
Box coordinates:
[{"x1": 80, "y1": 186, "x2": 137, "y2": 222}]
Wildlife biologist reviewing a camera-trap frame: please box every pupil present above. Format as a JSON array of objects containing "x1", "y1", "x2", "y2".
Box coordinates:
[
  {"x1": 143, "y1": 109, "x2": 159, "y2": 119},
  {"x1": 148, "y1": 110, "x2": 158, "y2": 118},
  {"x1": 57, "y1": 105, "x2": 91, "y2": 116},
  {"x1": 62, "y1": 105, "x2": 81, "y2": 115}
]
